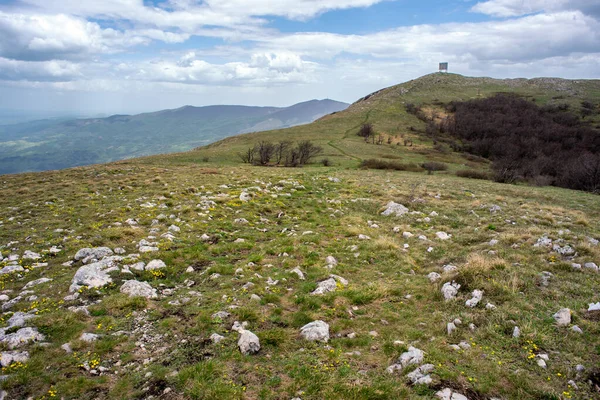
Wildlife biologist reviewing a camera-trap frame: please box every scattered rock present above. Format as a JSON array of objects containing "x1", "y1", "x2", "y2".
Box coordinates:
[
  {"x1": 325, "y1": 255, "x2": 338, "y2": 266},
  {"x1": 239, "y1": 192, "x2": 252, "y2": 202},
  {"x1": 358, "y1": 234, "x2": 371, "y2": 240},
  {"x1": 387, "y1": 346, "x2": 424, "y2": 373},
  {"x1": 80, "y1": 333, "x2": 100, "y2": 342},
  {"x1": 120, "y1": 280, "x2": 157, "y2": 299},
  {"x1": 22, "y1": 250, "x2": 41, "y2": 260},
  {"x1": 381, "y1": 202, "x2": 409, "y2": 217},
  {"x1": 553, "y1": 308, "x2": 571, "y2": 326},
  {"x1": 465, "y1": 290, "x2": 483, "y2": 308},
  {"x1": 0, "y1": 350, "x2": 29, "y2": 367},
  {"x1": 513, "y1": 326, "x2": 521, "y2": 338},
  {"x1": 290, "y1": 267, "x2": 305, "y2": 280},
  {"x1": 436, "y1": 388, "x2": 469, "y2": 400},
  {"x1": 69, "y1": 263, "x2": 113, "y2": 292},
  {"x1": 210, "y1": 333, "x2": 225, "y2": 344},
  {"x1": 22, "y1": 278, "x2": 52, "y2": 290},
  {"x1": 571, "y1": 325, "x2": 583, "y2": 334},
  {"x1": 407, "y1": 364, "x2": 434, "y2": 385},
  {"x1": 74, "y1": 247, "x2": 114, "y2": 263},
  {"x1": 436, "y1": 231, "x2": 451, "y2": 240},
  {"x1": 584, "y1": 262, "x2": 599, "y2": 272},
  {"x1": 441, "y1": 281, "x2": 460, "y2": 301},
  {"x1": 0, "y1": 327, "x2": 45, "y2": 349},
  {"x1": 447, "y1": 322, "x2": 456, "y2": 335},
  {"x1": 145, "y1": 260, "x2": 166, "y2": 270},
  {"x1": 300, "y1": 320, "x2": 330, "y2": 342},
  {"x1": 212, "y1": 311, "x2": 230, "y2": 320},
  {"x1": 428, "y1": 272, "x2": 441, "y2": 283},
  {"x1": 311, "y1": 278, "x2": 337, "y2": 295},
  {"x1": 588, "y1": 302, "x2": 600, "y2": 311},
  {"x1": 238, "y1": 329, "x2": 260, "y2": 355}
]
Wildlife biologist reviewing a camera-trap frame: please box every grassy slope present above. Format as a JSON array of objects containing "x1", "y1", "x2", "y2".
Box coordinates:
[
  {"x1": 1, "y1": 74, "x2": 600, "y2": 400},
  {"x1": 178, "y1": 73, "x2": 600, "y2": 168}
]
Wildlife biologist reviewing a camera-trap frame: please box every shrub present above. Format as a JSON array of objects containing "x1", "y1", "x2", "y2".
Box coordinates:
[
  {"x1": 420, "y1": 162, "x2": 448, "y2": 174},
  {"x1": 456, "y1": 169, "x2": 490, "y2": 180},
  {"x1": 360, "y1": 159, "x2": 422, "y2": 172},
  {"x1": 357, "y1": 123, "x2": 374, "y2": 140},
  {"x1": 321, "y1": 158, "x2": 331, "y2": 166}
]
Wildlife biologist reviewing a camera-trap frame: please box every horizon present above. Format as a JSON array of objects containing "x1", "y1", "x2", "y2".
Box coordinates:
[{"x1": 0, "y1": 1, "x2": 599, "y2": 114}]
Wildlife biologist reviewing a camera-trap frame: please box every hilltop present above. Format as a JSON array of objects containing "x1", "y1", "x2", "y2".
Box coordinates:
[
  {"x1": 0, "y1": 99, "x2": 348, "y2": 175},
  {"x1": 0, "y1": 74, "x2": 599, "y2": 400}
]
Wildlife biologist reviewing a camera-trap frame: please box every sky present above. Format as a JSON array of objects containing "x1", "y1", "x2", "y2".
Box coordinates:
[{"x1": 0, "y1": 0, "x2": 599, "y2": 115}]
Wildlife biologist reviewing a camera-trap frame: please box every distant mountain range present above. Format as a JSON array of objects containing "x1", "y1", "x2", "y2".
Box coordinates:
[{"x1": 0, "y1": 99, "x2": 348, "y2": 174}]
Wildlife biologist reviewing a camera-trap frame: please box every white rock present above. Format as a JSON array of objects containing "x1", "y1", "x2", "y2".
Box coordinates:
[
  {"x1": 74, "y1": 247, "x2": 113, "y2": 262},
  {"x1": 428, "y1": 272, "x2": 441, "y2": 283},
  {"x1": 402, "y1": 232, "x2": 413, "y2": 239},
  {"x1": 168, "y1": 225, "x2": 180, "y2": 232},
  {"x1": 1, "y1": 327, "x2": 44, "y2": 349},
  {"x1": 80, "y1": 333, "x2": 100, "y2": 342},
  {"x1": 398, "y1": 346, "x2": 424, "y2": 368},
  {"x1": 22, "y1": 277, "x2": 52, "y2": 290},
  {"x1": 442, "y1": 264, "x2": 458, "y2": 273},
  {"x1": 441, "y1": 281, "x2": 460, "y2": 301},
  {"x1": 436, "y1": 232, "x2": 451, "y2": 240},
  {"x1": 485, "y1": 303, "x2": 496, "y2": 310},
  {"x1": 210, "y1": 333, "x2": 225, "y2": 344},
  {"x1": 513, "y1": 326, "x2": 521, "y2": 338},
  {"x1": 69, "y1": 263, "x2": 113, "y2": 292},
  {"x1": 250, "y1": 294, "x2": 261, "y2": 301},
  {"x1": 139, "y1": 246, "x2": 159, "y2": 253},
  {"x1": 120, "y1": 280, "x2": 157, "y2": 299},
  {"x1": 536, "y1": 358, "x2": 547, "y2": 368},
  {"x1": 239, "y1": 192, "x2": 252, "y2": 202},
  {"x1": 435, "y1": 388, "x2": 469, "y2": 400},
  {"x1": 447, "y1": 322, "x2": 456, "y2": 335},
  {"x1": 407, "y1": 364, "x2": 434, "y2": 385},
  {"x1": 571, "y1": 325, "x2": 583, "y2": 334},
  {"x1": 553, "y1": 308, "x2": 571, "y2": 326},
  {"x1": 1, "y1": 351, "x2": 29, "y2": 367},
  {"x1": 465, "y1": 290, "x2": 483, "y2": 308},
  {"x1": 358, "y1": 234, "x2": 371, "y2": 240},
  {"x1": 325, "y1": 256, "x2": 338, "y2": 266},
  {"x1": 146, "y1": 259, "x2": 166, "y2": 270},
  {"x1": 311, "y1": 278, "x2": 337, "y2": 295},
  {"x1": 186, "y1": 266, "x2": 194, "y2": 273},
  {"x1": 6, "y1": 312, "x2": 34, "y2": 328},
  {"x1": 22, "y1": 250, "x2": 41, "y2": 260},
  {"x1": 300, "y1": 320, "x2": 330, "y2": 342},
  {"x1": 290, "y1": 267, "x2": 305, "y2": 280},
  {"x1": 381, "y1": 202, "x2": 409, "y2": 217},
  {"x1": 588, "y1": 302, "x2": 600, "y2": 311},
  {"x1": 238, "y1": 329, "x2": 260, "y2": 355},
  {"x1": 584, "y1": 262, "x2": 599, "y2": 272},
  {"x1": 330, "y1": 274, "x2": 348, "y2": 286}
]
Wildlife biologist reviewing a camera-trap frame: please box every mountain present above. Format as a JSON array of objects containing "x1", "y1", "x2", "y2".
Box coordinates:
[
  {"x1": 1, "y1": 74, "x2": 600, "y2": 400},
  {"x1": 0, "y1": 99, "x2": 348, "y2": 175}
]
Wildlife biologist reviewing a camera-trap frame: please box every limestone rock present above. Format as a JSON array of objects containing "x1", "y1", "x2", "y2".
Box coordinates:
[
  {"x1": 238, "y1": 329, "x2": 260, "y2": 355},
  {"x1": 407, "y1": 364, "x2": 434, "y2": 385},
  {"x1": 69, "y1": 263, "x2": 113, "y2": 292},
  {"x1": 311, "y1": 278, "x2": 337, "y2": 295},
  {"x1": 381, "y1": 202, "x2": 409, "y2": 217},
  {"x1": 428, "y1": 272, "x2": 441, "y2": 283},
  {"x1": 0, "y1": 351, "x2": 29, "y2": 367},
  {"x1": 553, "y1": 308, "x2": 571, "y2": 326},
  {"x1": 465, "y1": 290, "x2": 483, "y2": 308},
  {"x1": 0, "y1": 327, "x2": 44, "y2": 349},
  {"x1": 120, "y1": 280, "x2": 157, "y2": 299},
  {"x1": 441, "y1": 281, "x2": 460, "y2": 301},
  {"x1": 300, "y1": 320, "x2": 330, "y2": 342},
  {"x1": 146, "y1": 259, "x2": 166, "y2": 270},
  {"x1": 74, "y1": 247, "x2": 114, "y2": 263},
  {"x1": 436, "y1": 388, "x2": 469, "y2": 400}
]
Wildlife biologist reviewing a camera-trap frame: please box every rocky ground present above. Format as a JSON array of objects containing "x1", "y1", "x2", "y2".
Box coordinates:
[{"x1": 0, "y1": 163, "x2": 599, "y2": 399}]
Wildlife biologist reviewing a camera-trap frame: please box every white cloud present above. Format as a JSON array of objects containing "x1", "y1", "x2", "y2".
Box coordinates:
[
  {"x1": 258, "y1": 12, "x2": 600, "y2": 63},
  {"x1": 471, "y1": 0, "x2": 600, "y2": 18},
  {"x1": 0, "y1": 57, "x2": 81, "y2": 81}
]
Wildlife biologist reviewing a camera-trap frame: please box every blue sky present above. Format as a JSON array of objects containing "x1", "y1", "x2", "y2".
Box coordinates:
[{"x1": 0, "y1": 0, "x2": 599, "y2": 115}]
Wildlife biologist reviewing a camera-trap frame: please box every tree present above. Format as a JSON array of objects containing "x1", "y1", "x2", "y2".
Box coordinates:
[
  {"x1": 275, "y1": 140, "x2": 292, "y2": 165},
  {"x1": 239, "y1": 147, "x2": 256, "y2": 164},
  {"x1": 357, "y1": 123, "x2": 374, "y2": 142},
  {"x1": 256, "y1": 141, "x2": 275, "y2": 165},
  {"x1": 296, "y1": 140, "x2": 323, "y2": 165}
]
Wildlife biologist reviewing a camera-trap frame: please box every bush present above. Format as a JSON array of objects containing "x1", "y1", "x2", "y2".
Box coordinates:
[
  {"x1": 360, "y1": 159, "x2": 422, "y2": 172},
  {"x1": 421, "y1": 162, "x2": 448, "y2": 174},
  {"x1": 456, "y1": 169, "x2": 490, "y2": 180},
  {"x1": 321, "y1": 158, "x2": 331, "y2": 166}
]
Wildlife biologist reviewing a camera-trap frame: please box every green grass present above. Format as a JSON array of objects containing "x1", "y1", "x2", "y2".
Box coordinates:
[{"x1": 1, "y1": 73, "x2": 600, "y2": 399}]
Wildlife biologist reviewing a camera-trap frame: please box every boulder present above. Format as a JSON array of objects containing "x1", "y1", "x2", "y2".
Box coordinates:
[
  {"x1": 120, "y1": 280, "x2": 157, "y2": 299},
  {"x1": 381, "y1": 202, "x2": 409, "y2": 217},
  {"x1": 441, "y1": 281, "x2": 460, "y2": 301},
  {"x1": 407, "y1": 364, "x2": 434, "y2": 385},
  {"x1": 311, "y1": 278, "x2": 337, "y2": 295},
  {"x1": 300, "y1": 320, "x2": 330, "y2": 342},
  {"x1": 0, "y1": 327, "x2": 45, "y2": 349},
  {"x1": 74, "y1": 247, "x2": 113, "y2": 263},
  {"x1": 69, "y1": 263, "x2": 113, "y2": 292},
  {"x1": 0, "y1": 351, "x2": 29, "y2": 367},
  {"x1": 553, "y1": 308, "x2": 571, "y2": 326},
  {"x1": 465, "y1": 290, "x2": 483, "y2": 308},
  {"x1": 238, "y1": 329, "x2": 260, "y2": 355},
  {"x1": 146, "y1": 259, "x2": 166, "y2": 270},
  {"x1": 22, "y1": 278, "x2": 52, "y2": 290}
]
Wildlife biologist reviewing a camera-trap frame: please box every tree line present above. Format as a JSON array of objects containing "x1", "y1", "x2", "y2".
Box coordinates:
[
  {"x1": 239, "y1": 140, "x2": 323, "y2": 167},
  {"x1": 415, "y1": 94, "x2": 600, "y2": 193}
]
